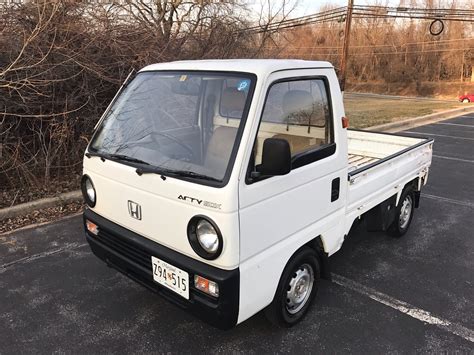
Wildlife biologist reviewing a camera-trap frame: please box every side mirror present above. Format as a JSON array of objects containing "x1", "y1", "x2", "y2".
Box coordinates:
[{"x1": 259, "y1": 138, "x2": 291, "y2": 176}]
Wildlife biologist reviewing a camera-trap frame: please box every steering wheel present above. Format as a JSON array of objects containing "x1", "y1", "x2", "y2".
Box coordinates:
[
  {"x1": 150, "y1": 131, "x2": 195, "y2": 161},
  {"x1": 156, "y1": 107, "x2": 182, "y2": 128}
]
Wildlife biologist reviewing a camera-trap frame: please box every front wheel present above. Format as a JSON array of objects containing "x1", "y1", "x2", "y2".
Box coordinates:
[
  {"x1": 462, "y1": 98, "x2": 470, "y2": 103},
  {"x1": 388, "y1": 188, "x2": 415, "y2": 237},
  {"x1": 265, "y1": 247, "x2": 320, "y2": 327}
]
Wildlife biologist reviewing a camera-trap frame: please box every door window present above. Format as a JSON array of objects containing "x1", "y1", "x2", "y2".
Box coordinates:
[{"x1": 250, "y1": 78, "x2": 334, "y2": 171}]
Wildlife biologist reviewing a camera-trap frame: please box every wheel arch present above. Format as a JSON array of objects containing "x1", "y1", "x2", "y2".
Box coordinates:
[
  {"x1": 399, "y1": 177, "x2": 421, "y2": 208},
  {"x1": 304, "y1": 236, "x2": 331, "y2": 281}
]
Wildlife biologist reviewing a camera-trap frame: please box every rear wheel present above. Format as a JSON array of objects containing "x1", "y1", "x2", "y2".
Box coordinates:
[
  {"x1": 265, "y1": 247, "x2": 320, "y2": 327},
  {"x1": 388, "y1": 188, "x2": 415, "y2": 237},
  {"x1": 462, "y1": 98, "x2": 470, "y2": 103}
]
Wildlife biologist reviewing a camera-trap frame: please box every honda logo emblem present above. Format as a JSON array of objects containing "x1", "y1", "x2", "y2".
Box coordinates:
[{"x1": 128, "y1": 200, "x2": 142, "y2": 220}]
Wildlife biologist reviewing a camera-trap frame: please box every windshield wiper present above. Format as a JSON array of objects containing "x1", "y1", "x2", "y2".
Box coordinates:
[
  {"x1": 87, "y1": 152, "x2": 221, "y2": 183},
  {"x1": 107, "y1": 153, "x2": 150, "y2": 166},
  {"x1": 136, "y1": 166, "x2": 221, "y2": 182},
  {"x1": 86, "y1": 151, "x2": 150, "y2": 166},
  {"x1": 171, "y1": 170, "x2": 222, "y2": 182},
  {"x1": 135, "y1": 166, "x2": 175, "y2": 176}
]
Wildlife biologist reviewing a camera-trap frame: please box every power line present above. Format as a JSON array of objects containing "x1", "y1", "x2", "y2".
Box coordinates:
[
  {"x1": 276, "y1": 47, "x2": 472, "y2": 55},
  {"x1": 260, "y1": 37, "x2": 474, "y2": 50},
  {"x1": 243, "y1": 5, "x2": 474, "y2": 34},
  {"x1": 349, "y1": 48, "x2": 473, "y2": 55}
]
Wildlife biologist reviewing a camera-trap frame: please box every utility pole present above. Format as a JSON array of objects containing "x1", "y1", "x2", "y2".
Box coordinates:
[
  {"x1": 471, "y1": 57, "x2": 474, "y2": 83},
  {"x1": 339, "y1": 0, "x2": 354, "y2": 95}
]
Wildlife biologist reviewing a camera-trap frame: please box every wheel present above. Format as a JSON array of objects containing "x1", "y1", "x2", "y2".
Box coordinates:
[
  {"x1": 388, "y1": 188, "x2": 415, "y2": 238},
  {"x1": 462, "y1": 98, "x2": 470, "y2": 103},
  {"x1": 265, "y1": 247, "x2": 320, "y2": 327}
]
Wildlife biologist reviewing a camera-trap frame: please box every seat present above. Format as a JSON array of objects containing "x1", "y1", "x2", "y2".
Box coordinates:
[
  {"x1": 273, "y1": 90, "x2": 324, "y2": 154},
  {"x1": 220, "y1": 87, "x2": 246, "y2": 118},
  {"x1": 204, "y1": 126, "x2": 237, "y2": 177},
  {"x1": 203, "y1": 86, "x2": 247, "y2": 176}
]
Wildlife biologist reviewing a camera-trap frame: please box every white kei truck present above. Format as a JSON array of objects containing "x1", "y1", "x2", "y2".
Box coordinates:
[{"x1": 82, "y1": 59, "x2": 433, "y2": 329}]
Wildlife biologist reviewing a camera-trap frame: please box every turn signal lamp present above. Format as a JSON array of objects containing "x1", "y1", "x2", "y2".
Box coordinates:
[
  {"x1": 194, "y1": 275, "x2": 219, "y2": 297},
  {"x1": 86, "y1": 220, "x2": 99, "y2": 236},
  {"x1": 342, "y1": 116, "x2": 349, "y2": 129}
]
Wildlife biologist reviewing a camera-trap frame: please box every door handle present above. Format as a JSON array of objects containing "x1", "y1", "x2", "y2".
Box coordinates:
[{"x1": 331, "y1": 178, "x2": 340, "y2": 202}]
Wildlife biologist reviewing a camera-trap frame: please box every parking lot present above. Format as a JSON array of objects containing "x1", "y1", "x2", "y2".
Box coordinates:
[{"x1": 1, "y1": 114, "x2": 473, "y2": 353}]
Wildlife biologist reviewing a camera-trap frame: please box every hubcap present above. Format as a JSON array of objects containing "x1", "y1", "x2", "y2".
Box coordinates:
[
  {"x1": 285, "y1": 263, "x2": 314, "y2": 315},
  {"x1": 399, "y1": 195, "x2": 413, "y2": 229}
]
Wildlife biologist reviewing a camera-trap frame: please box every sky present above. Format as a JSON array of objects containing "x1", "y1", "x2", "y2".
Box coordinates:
[
  {"x1": 249, "y1": 0, "x2": 474, "y2": 18},
  {"x1": 293, "y1": 0, "x2": 335, "y2": 17},
  {"x1": 247, "y1": 0, "x2": 391, "y2": 19}
]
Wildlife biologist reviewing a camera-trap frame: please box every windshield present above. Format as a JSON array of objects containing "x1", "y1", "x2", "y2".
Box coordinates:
[{"x1": 89, "y1": 71, "x2": 255, "y2": 185}]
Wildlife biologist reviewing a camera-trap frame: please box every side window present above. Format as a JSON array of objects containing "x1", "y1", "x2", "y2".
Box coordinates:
[{"x1": 251, "y1": 78, "x2": 334, "y2": 172}]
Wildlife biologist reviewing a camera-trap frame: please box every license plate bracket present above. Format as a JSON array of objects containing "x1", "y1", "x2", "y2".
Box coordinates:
[{"x1": 151, "y1": 256, "x2": 189, "y2": 300}]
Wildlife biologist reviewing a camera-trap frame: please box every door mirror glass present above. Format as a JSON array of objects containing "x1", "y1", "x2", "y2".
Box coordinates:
[{"x1": 258, "y1": 138, "x2": 291, "y2": 177}]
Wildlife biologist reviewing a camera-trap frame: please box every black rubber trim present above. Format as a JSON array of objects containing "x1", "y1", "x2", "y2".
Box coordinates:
[
  {"x1": 292, "y1": 143, "x2": 336, "y2": 169},
  {"x1": 81, "y1": 175, "x2": 96, "y2": 208},
  {"x1": 187, "y1": 215, "x2": 223, "y2": 260},
  {"x1": 83, "y1": 208, "x2": 239, "y2": 330},
  {"x1": 347, "y1": 129, "x2": 434, "y2": 179}
]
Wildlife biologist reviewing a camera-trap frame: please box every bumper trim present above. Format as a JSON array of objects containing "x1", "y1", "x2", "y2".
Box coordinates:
[{"x1": 83, "y1": 208, "x2": 239, "y2": 330}]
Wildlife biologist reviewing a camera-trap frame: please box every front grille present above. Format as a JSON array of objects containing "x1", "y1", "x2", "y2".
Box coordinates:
[
  {"x1": 97, "y1": 228, "x2": 152, "y2": 271},
  {"x1": 88, "y1": 222, "x2": 219, "y2": 307}
]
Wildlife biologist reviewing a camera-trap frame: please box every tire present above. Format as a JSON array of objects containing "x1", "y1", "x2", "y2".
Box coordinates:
[
  {"x1": 388, "y1": 187, "x2": 415, "y2": 238},
  {"x1": 462, "y1": 98, "x2": 470, "y2": 103},
  {"x1": 265, "y1": 247, "x2": 320, "y2": 327}
]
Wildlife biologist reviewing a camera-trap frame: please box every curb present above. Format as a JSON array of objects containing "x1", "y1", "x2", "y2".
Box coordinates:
[
  {"x1": 368, "y1": 105, "x2": 474, "y2": 133},
  {"x1": 0, "y1": 190, "x2": 82, "y2": 220},
  {"x1": 1, "y1": 105, "x2": 473, "y2": 221}
]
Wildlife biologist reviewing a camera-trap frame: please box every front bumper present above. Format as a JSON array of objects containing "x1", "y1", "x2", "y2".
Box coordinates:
[{"x1": 83, "y1": 208, "x2": 239, "y2": 330}]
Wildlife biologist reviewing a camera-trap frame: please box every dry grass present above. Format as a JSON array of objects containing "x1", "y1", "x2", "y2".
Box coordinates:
[{"x1": 344, "y1": 95, "x2": 464, "y2": 129}]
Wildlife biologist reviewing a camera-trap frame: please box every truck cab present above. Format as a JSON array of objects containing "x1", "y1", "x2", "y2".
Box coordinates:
[{"x1": 82, "y1": 59, "x2": 432, "y2": 329}]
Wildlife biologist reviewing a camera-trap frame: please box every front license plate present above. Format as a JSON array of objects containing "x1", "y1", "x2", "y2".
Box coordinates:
[{"x1": 151, "y1": 256, "x2": 189, "y2": 299}]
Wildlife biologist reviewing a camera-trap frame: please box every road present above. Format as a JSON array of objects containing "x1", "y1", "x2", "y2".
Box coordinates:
[
  {"x1": 1, "y1": 114, "x2": 473, "y2": 353},
  {"x1": 345, "y1": 92, "x2": 460, "y2": 103}
]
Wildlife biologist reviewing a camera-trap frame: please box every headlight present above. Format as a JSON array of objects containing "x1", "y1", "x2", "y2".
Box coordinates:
[
  {"x1": 81, "y1": 174, "x2": 96, "y2": 207},
  {"x1": 196, "y1": 219, "x2": 219, "y2": 253},
  {"x1": 187, "y1": 216, "x2": 223, "y2": 260}
]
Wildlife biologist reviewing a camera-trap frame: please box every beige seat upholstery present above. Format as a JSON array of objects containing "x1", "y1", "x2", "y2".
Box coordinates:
[
  {"x1": 273, "y1": 90, "x2": 325, "y2": 154},
  {"x1": 204, "y1": 126, "x2": 237, "y2": 177},
  {"x1": 220, "y1": 87, "x2": 246, "y2": 118},
  {"x1": 272, "y1": 134, "x2": 319, "y2": 154},
  {"x1": 282, "y1": 89, "x2": 314, "y2": 120},
  {"x1": 204, "y1": 87, "x2": 246, "y2": 176}
]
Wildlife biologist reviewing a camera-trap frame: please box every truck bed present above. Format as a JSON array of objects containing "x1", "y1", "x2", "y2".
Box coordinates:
[
  {"x1": 347, "y1": 129, "x2": 432, "y2": 175},
  {"x1": 345, "y1": 129, "x2": 433, "y2": 228}
]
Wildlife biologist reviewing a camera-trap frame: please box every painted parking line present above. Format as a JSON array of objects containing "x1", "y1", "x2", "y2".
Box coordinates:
[
  {"x1": 432, "y1": 155, "x2": 474, "y2": 164},
  {"x1": 435, "y1": 123, "x2": 474, "y2": 128},
  {"x1": 421, "y1": 193, "x2": 474, "y2": 208},
  {"x1": 404, "y1": 132, "x2": 474, "y2": 140},
  {"x1": 333, "y1": 274, "x2": 474, "y2": 343},
  {"x1": 0, "y1": 242, "x2": 87, "y2": 273}
]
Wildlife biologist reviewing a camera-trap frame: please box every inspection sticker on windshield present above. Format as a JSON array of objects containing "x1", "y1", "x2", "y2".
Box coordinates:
[
  {"x1": 179, "y1": 75, "x2": 187, "y2": 81},
  {"x1": 237, "y1": 79, "x2": 250, "y2": 91},
  {"x1": 151, "y1": 256, "x2": 189, "y2": 299}
]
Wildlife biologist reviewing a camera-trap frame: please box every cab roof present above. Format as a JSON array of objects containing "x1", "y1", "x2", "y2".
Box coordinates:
[{"x1": 140, "y1": 59, "x2": 333, "y2": 78}]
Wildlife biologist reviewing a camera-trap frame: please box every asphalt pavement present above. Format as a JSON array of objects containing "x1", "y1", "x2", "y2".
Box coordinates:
[{"x1": 1, "y1": 114, "x2": 473, "y2": 353}]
